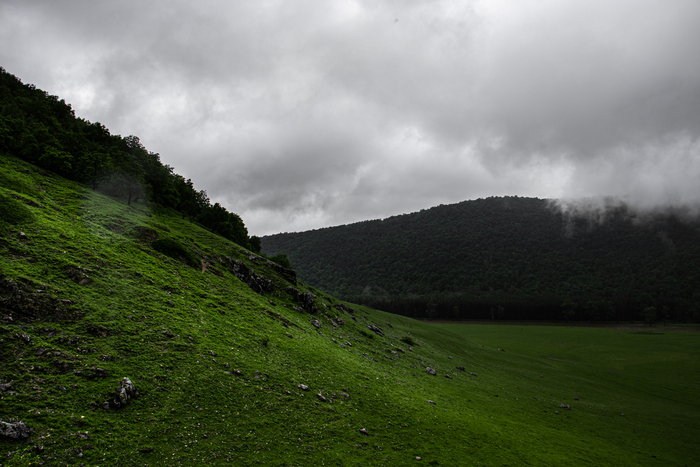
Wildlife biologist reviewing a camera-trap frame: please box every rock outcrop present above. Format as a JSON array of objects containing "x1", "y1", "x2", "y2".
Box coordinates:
[{"x1": 0, "y1": 420, "x2": 30, "y2": 439}]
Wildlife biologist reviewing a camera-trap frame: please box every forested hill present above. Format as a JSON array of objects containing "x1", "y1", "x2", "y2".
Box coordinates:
[
  {"x1": 262, "y1": 197, "x2": 700, "y2": 322},
  {"x1": 0, "y1": 67, "x2": 257, "y2": 250}
]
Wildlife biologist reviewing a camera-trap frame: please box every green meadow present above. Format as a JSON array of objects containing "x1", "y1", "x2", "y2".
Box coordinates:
[
  {"x1": 1, "y1": 153, "x2": 699, "y2": 466},
  {"x1": 431, "y1": 322, "x2": 700, "y2": 466}
]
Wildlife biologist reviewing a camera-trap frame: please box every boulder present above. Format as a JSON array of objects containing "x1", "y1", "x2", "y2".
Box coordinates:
[
  {"x1": 110, "y1": 377, "x2": 139, "y2": 408},
  {"x1": 425, "y1": 367, "x2": 436, "y2": 376},
  {"x1": 0, "y1": 420, "x2": 30, "y2": 439},
  {"x1": 286, "y1": 287, "x2": 316, "y2": 312},
  {"x1": 0, "y1": 380, "x2": 14, "y2": 392}
]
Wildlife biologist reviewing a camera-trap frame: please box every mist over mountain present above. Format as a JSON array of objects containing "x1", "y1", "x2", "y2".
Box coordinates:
[{"x1": 262, "y1": 196, "x2": 700, "y2": 322}]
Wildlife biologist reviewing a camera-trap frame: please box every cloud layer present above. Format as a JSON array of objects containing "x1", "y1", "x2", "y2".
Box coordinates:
[{"x1": 2, "y1": 0, "x2": 699, "y2": 234}]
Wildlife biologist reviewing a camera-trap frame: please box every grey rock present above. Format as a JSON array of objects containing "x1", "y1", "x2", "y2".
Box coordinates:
[
  {"x1": 425, "y1": 367, "x2": 436, "y2": 376},
  {"x1": 310, "y1": 319, "x2": 321, "y2": 329},
  {"x1": 298, "y1": 384, "x2": 310, "y2": 391},
  {"x1": 367, "y1": 324, "x2": 384, "y2": 336},
  {"x1": 359, "y1": 428, "x2": 369, "y2": 435},
  {"x1": 455, "y1": 366, "x2": 466, "y2": 371},
  {"x1": 0, "y1": 420, "x2": 30, "y2": 439},
  {"x1": 334, "y1": 303, "x2": 355, "y2": 314},
  {"x1": 222, "y1": 258, "x2": 273, "y2": 294},
  {"x1": 111, "y1": 377, "x2": 138, "y2": 408}
]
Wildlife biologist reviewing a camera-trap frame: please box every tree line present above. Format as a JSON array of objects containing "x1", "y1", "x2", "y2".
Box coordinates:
[
  {"x1": 0, "y1": 67, "x2": 258, "y2": 251},
  {"x1": 262, "y1": 196, "x2": 700, "y2": 323}
]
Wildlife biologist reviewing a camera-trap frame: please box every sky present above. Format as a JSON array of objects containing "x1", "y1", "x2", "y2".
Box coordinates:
[{"x1": 1, "y1": 0, "x2": 699, "y2": 235}]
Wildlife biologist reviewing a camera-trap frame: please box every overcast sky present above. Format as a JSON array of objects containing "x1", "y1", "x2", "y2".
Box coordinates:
[{"x1": 2, "y1": 0, "x2": 699, "y2": 235}]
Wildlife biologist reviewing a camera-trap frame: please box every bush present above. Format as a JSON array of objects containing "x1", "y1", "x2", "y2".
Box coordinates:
[
  {"x1": 151, "y1": 238, "x2": 199, "y2": 268},
  {"x1": 269, "y1": 253, "x2": 293, "y2": 270},
  {"x1": 0, "y1": 193, "x2": 36, "y2": 230},
  {"x1": 401, "y1": 336, "x2": 417, "y2": 346}
]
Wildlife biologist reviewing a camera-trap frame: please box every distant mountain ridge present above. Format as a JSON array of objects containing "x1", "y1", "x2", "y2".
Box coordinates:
[{"x1": 262, "y1": 196, "x2": 700, "y2": 322}]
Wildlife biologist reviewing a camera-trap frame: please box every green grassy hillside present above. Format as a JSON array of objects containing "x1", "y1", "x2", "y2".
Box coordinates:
[{"x1": 1, "y1": 153, "x2": 699, "y2": 466}]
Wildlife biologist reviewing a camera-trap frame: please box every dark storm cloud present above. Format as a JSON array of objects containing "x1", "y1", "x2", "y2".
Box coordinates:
[{"x1": 1, "y1": 0, "x2": 699, "y2": 234}]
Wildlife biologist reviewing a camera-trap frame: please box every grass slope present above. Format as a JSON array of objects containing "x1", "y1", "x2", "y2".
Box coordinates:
[{"x1": 1, "y1": 153, "x2": 699, "y2": 466}]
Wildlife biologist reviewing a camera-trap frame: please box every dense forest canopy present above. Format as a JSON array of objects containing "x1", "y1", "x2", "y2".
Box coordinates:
[
  {"x1": 262, "y1": 197, "x2": 700, "y2": 323},
  {"x1": 0, "y1": 67, "x2": 257, "y2": 250}
]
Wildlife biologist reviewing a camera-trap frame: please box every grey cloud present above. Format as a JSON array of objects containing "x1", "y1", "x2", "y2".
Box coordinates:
[{"x1": 2, "y1": 0, "x2": 699, "y2": 235}]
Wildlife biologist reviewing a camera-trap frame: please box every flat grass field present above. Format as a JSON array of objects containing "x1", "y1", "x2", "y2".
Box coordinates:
[{"x1": 429, "y1": 322, "x2": 700, "y2": 466}]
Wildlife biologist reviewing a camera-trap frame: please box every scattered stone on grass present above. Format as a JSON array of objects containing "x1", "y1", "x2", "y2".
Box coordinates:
[
  {"x1": 317, "y1": 393, "x2": 327, "y2": 402},
  {"x1": 425, "y1": 367, "x2": 436, "y2": 376},
  {"x1": 444, "y1": 374, "x2": 452, "y2": 379},
  {"x1": 559, "y1": 404, "x2": 571, "y2": 410},
  {"x1": 311, "y1": 319, "x2": 321, "y2": 328},
  {"x1": 367, "y1": 324, "x2": 384, "y2": 336},
  {"x1": 469, "y1": 372, "x2": 478, "y2": 377},
  {"x1": 359, "y1": 428, "x2": 369, "y2": 435},
  {"x1": 334, "y1": 303, "x2": 354, "y2": 314},
  {"x1": 428, "y1": 400, "x2": 436, "y2": 405},
  {"x1": 298, "y1": 384, "x2": 310, "y2": 391},
  {"x1": 456, "y1": 366, "x2": 465, "y2": 371}
]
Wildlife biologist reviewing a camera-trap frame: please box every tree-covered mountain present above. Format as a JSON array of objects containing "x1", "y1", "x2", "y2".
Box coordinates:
[
  {"x1": 0, "y1": 67, "x2": 256, "y2": 250},
  {"x1": 262, "y1": 197, "x2": 700, "y2": 322}
]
